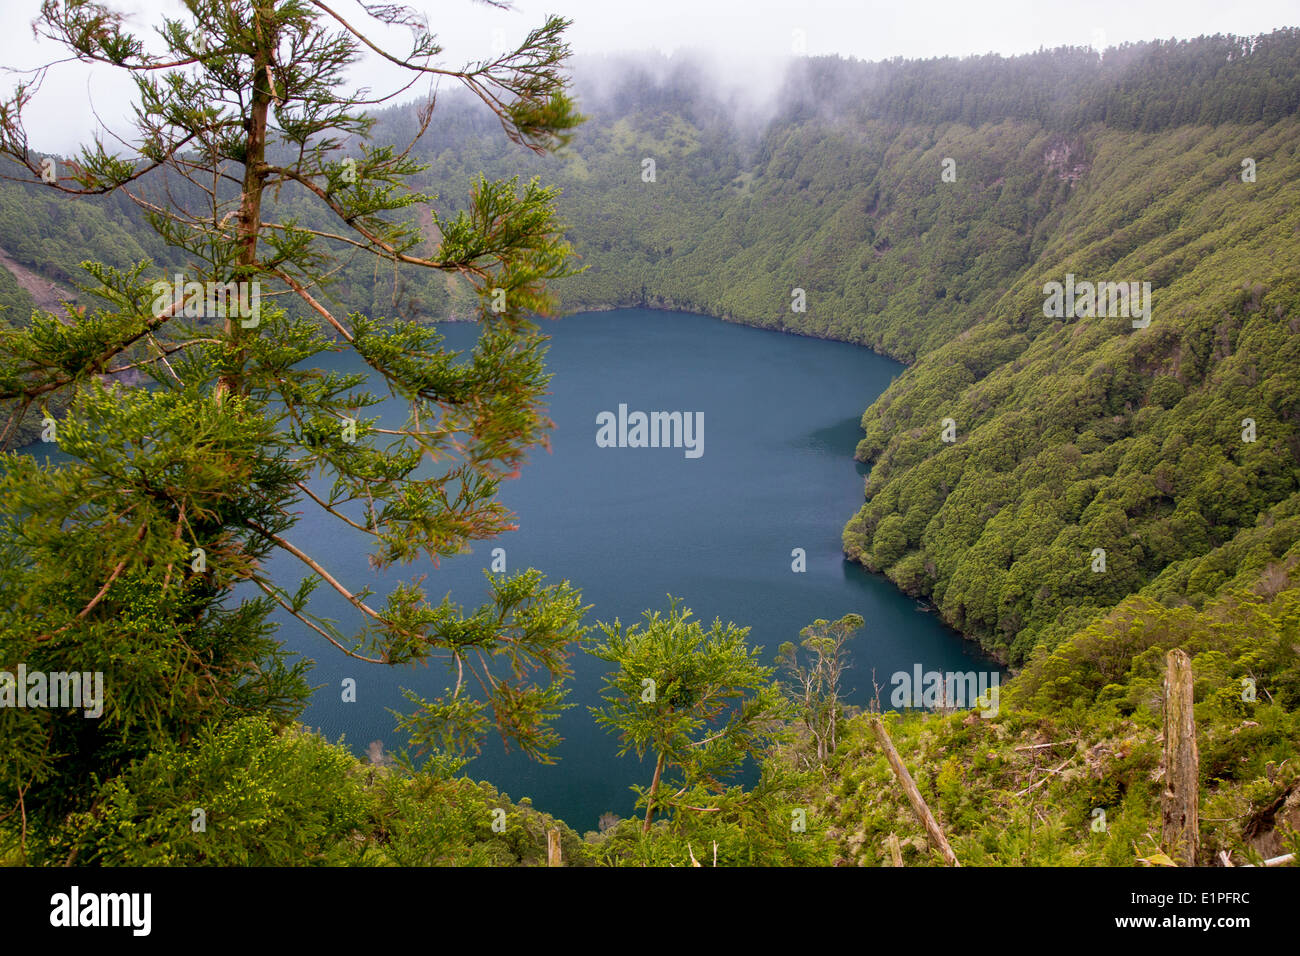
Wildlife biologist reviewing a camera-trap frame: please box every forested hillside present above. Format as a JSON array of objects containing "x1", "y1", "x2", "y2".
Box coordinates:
[{"x1": 842, "y1": 119, "x2": 1300, "y2": 664}]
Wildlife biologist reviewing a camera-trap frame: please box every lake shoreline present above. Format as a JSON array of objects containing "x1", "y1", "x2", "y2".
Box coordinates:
[
  {"x1": 17, "y1": 303, "x2": 1003, "y2": 682},
  {"x1": 442, "y1": 297, "x2": 916, "y2": 368}
]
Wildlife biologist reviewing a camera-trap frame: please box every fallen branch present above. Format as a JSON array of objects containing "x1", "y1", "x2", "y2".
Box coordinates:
[
  {"x1": 1013, "y1": 739, "x2": 1078, "y2": 752},
  {"x1": 1013, "y1": 757, "x2": 1074, "y2": 797},
  {"x1": 870, "y1": 717, "x2": 960, "y2": 867}
]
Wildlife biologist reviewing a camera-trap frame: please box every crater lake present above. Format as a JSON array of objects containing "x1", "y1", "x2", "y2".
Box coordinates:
[{"x1": 29, "y1": 307, "x2": 1003, "y2": 831}]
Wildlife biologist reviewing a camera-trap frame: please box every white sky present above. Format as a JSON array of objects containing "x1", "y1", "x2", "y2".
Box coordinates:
[{"x1": 0, "y1": 0, "x2": 1296, "y2": 152}]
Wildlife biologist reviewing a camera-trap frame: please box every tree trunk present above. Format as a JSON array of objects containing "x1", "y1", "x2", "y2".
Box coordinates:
[
  {"x1": 829, "y1": 699, "x2": 838, "y2": 757},
  {"x1": 1161, "y1": 648, "x2": 1200, "y2": 866},
  {"x1": 643, "y1": 750, "x2": 667, "y2": 833},
  {"x1": 220, "y1": 0, "x2": 274, "y2": 400}
]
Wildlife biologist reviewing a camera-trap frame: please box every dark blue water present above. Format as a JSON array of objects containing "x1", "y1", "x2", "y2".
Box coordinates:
[
  {"x1": 258, "y1": 308, "x2": 997, "y2": 830},
  {"x1": 21, "y1": 308, "x2": 1000, "y2": 831}
]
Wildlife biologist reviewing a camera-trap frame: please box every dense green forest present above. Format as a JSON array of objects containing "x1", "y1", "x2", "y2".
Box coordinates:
[{"x1": 1, "y1": 19, "x2": 1298, "y2": 866}]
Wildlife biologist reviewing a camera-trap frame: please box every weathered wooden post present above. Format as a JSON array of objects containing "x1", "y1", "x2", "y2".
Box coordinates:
[
  {"x1": 870, "y1": 717, "x2": 960, "y2": 866},
  {"x1": 547, "y1": 827, "x2": 562, "y2": 867},
  {"x1": 1161, "y1": 649, "x2": 1199, "y2": 866},
  {"x1": 887, "y1": 832, "x2": 904, "y2": 867}
]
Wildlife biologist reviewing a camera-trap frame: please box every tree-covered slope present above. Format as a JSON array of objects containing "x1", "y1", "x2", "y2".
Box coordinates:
[{"x1": 843, "y1": 118, "x2": 1300, "y2": 663}]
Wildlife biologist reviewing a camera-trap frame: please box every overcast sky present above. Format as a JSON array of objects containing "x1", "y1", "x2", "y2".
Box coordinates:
[{"x1": 1, "y1": 0, "x2": 1296, "y2": 152}]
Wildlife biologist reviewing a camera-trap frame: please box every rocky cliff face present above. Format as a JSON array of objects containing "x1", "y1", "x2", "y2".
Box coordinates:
[{"x1": 1043, "y1": 137, "x2": 1090, "y2": 183}]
